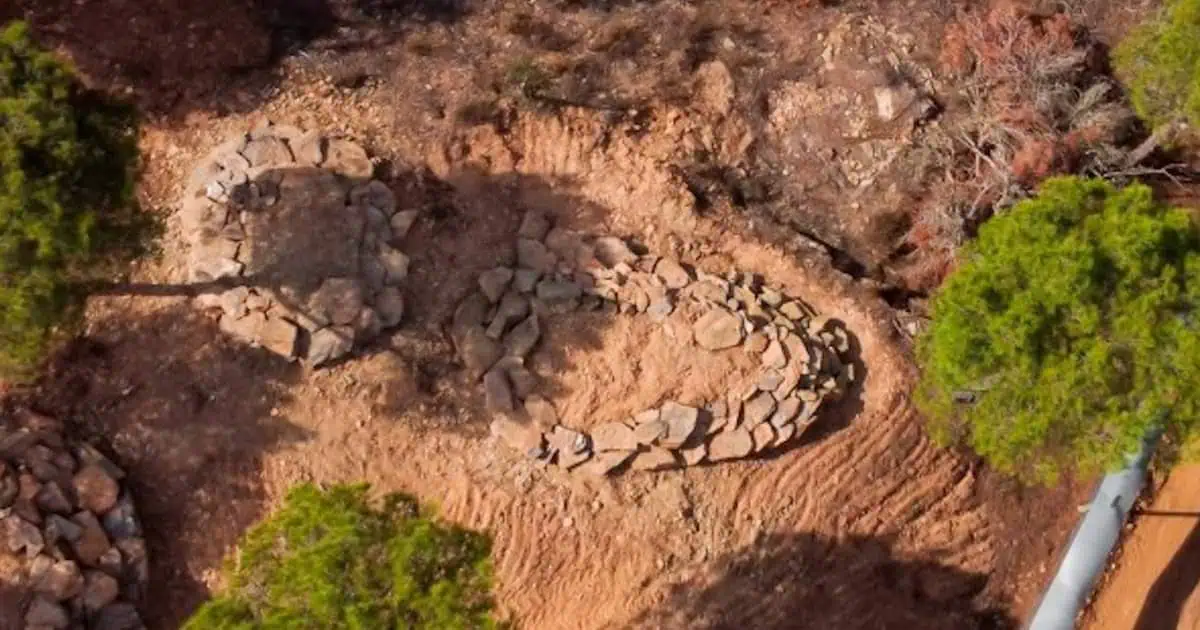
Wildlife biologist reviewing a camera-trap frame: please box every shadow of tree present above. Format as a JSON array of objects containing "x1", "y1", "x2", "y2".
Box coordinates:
[
  {"x1": 629, "y1": 531, "x2": 1015, "y2": 630},
  {"x1": 7, "y1": 301, "x2": 309, "y2": 628},
  {"x1": 10, "y1": 0, "x2": 470, "y2": 119},
  {"x1": 1133, "y1": 518, "x2": 1200, "y2": 630}
]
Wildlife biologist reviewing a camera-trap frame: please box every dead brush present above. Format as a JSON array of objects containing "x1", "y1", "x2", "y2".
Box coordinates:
[{"x1": 907, "y1": 1, "x2": 1140, "y2": 284}]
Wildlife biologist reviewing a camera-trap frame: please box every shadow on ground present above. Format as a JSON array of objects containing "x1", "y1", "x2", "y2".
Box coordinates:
[
  {"x1": 9, "y1": 302, "x2": 308, "y2": 628},
  {"x1": 10, "y1": 0, "x2": 469, "y2": 119},
  {"x1": 1134, "y1": 518, "x2": 1200, "y2": 630},
  {"x1": 630, "y1": 531, "x2": 1014, "y2": 630}
]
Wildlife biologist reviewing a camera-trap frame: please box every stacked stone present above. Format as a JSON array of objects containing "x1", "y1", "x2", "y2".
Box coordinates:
[
  {"x1": 181, "y1": 123, "x2": 413, "y2": 366},
  {"x1": 0, "y1": 414, "x2": 147, "y2": 630},
  {"x1": 454, "y1": 211, "x2": 856, "y2": 475}
]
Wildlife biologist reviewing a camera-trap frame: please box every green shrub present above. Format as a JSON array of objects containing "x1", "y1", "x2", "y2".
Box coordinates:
[
  {"x1": 917, "y1": 176, "x2": 1200, "y2": 482},
  {"x1": 0, "y1": 21, "x2": 144, "y2": 378},
  {"x1": 1114, "y1": 0, "x2": 1200, "y2": 129},
  {"x1": 183, "y1": 483, "x2": 500, "y2": 630}
]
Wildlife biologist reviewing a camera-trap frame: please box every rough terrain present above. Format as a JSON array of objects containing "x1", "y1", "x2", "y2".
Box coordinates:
[{"x1": 3, "y1": 0, "x2": 1119, "y2": 627}]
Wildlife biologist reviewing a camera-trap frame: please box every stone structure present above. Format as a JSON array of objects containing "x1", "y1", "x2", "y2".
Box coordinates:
[
  {"x1": 181, "y1": 123, "x2": 413, "y2": 366},
  {"x1": 0, "y1": 413, "x2": 148, "y2": 630},
  {"x1": 457, "y1": 212, "x2": 857, "y2": 475}
]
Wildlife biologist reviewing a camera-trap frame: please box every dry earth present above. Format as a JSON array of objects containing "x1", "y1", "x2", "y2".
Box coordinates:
[{"x1": 3, "y1": 0, "x2": 1126, "y2": 627}]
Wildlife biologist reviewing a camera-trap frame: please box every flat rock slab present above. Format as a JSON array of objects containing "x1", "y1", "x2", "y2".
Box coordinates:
[
  {"x1": 580, "y1": 450, "x2": 636, "y2": 476},
  {"x1": 491, "y1": 416, "x2": 544, "y2": 453},
  {"x1": 742, "y1": 392, "x2": 777, "y2": 428},
  {"x1": 591, "y1": 422, "x2": 639, "y2": 452},
  {"x1": 654, "y1": 258, "x2": 691, "y2": 289},
  {"x1": 693, "y1": 309, "x2": 744, "y2": 350},
  {"x1": 709, "y1": 427, "x2": 754, "y2": 461},
  {"x1": 658, "y1": 402, "x2": 699, "y2": 449},
  {"x1": 631, "y1": 447, "x2": 679, "y2": 472},
  {"x1": 548, "y1": 426, "x2": 591, "y2": 469},
  {"x1": 634, "y1": 420, "x2": 667, "y2": 445},
  {"x1": 752, "y1": 423, "x2": 776, "y2": 452}
]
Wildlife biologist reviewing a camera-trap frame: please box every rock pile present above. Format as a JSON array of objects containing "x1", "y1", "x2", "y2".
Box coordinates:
[
  {"x1": 455, "y1": 212, "x2": 856, "y2": 475},
  {"x1": 0, "y1": 413, "x2": 147, "y2": 630},
  {"x1": 181, "y1": 123, "x2": 413, "y2": 366}
]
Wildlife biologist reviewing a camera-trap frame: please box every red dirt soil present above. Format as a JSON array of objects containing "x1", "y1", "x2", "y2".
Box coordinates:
[{"x1": 4, "y1": 0, "x2": 1097, "y2": 627}]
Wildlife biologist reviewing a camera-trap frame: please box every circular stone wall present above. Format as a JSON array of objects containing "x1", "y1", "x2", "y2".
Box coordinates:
[
  {"x1": 180, "y1": 123, "x2": 414, "y2": 366},
  {"x1": 457, "y1": 211, "x2": 857, "y2": 475}
]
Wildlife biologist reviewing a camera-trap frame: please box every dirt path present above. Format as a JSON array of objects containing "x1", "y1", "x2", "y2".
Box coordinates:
[{"x1": 1084, "y1": 464, "x2": 1200, "y2": 630}]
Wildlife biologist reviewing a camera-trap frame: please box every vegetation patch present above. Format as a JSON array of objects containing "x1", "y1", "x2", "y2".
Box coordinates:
[
  {"x1": 917, "y1": 176, "x2": 1200, "y2": 482},
  {"x1": 183, "y1": 483, "x2": 499, "y2": 629},
  {"x1": 1114, "y1": 0, "x2": 1200, "y2": 131},
  {"x1": 0, "y1": 21, "x2": 149, "y2": 380}
]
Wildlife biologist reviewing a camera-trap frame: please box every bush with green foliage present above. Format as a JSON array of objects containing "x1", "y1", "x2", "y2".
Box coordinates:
[
  {"x1": 183, "y1": 483, "x2": 500, "y2": 630},
  {"x1": 917, "y1": 177, "x2": 1200, "y2": 482},
  {"x1": 1114, "y1": 0, "x2": 1200, "y2": 129},
  {"x1": 0, "y1": 21, "x2": 144, "y2": 378}
]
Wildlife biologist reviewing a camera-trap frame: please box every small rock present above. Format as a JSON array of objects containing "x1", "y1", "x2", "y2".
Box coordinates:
[
  {"x1": 545, "y1": 228, "x2": 594, "y2": 267},
  {"x1": 43, "y1": 514, "x2": 83, "y2": 545},
  {"x1": 773, "y1": 423, "x2": 797, "y2": 447},
  {"x1": 260, "y1": 316, "x2": 300, "y2": 359},
  {"x1": 518, "y1": 212, "x2": 551, "y2": 240},
  {"x1": 708, "y1": 427, "x2": 754, "y2": 461},
  {"x1": 35, "y1": 482, "x2": 72, "y2": 515},
  {"x1": 375, "y1": 286, "x2": 406, "y2": 328},
  {"x1": 535, "y1": 280, "x2": 582, "y2": 306},
  {"x1": 349, "y1": 180, "x2": 396, "y2": 215},
  {"x1": 34, "y1": 559, "x2": 82, "y2": 600},
  {"x1": 681, "y1": 444, "x2": 707, "y2": 466},
  {"x1": 73, "y1": 465, "x2": 119, "y2": 515},
  {"x1": 779, "y1": 301, "x2": 805, "y2": 320},
  {"x1": 82, "y1": 570, "x2": 120, "y2": 613},
  {"x1": 631, "y1": 447, "x2": 679, "y2": 472},
  {"x1": 593, "y1": 236, "x2": 637, "y2": 267},
  {"x1": 689, "y1": 279, "x2": 728, "y2": 303},
  {"x1": 758, "y1": 370, "x2": 785, "y2": 392},
  {"x1": 390, "y1": 209, "x2": 419, "y2": 239},
  {"x1": 69, "y1": 511, "x2": 110, "y2": 567},
  {"x1": 523, "y1": 396, "x2": 559, "y2": 431},
  {"x1": 101, "y1": 494, "x2": 141, "y2": 540},
  {"x1": 512, "y1": 269, "x2": 541, "y2": 293},
  {"x1": 483, "y1": 369, "x2": 515, "y2": 413},
  {"x1": 752, "y1": 423, "x2": 776, "y2": 452},
  {"x1": 590, "y1": 422, "x2": 639, "y2": 452},
  {"x1": 634, "y1": 409, "x2": 660, "y2": 425},
  {"x1": 115, "y1": 537, "x2": 149, "y2": 586},
  {"x1": 654, "y1": 259, "x2": 691, "y2": 289},
  {"x1": 770, "y1": 396, "x2": 801, "y2": 428},
  {"x1": 459, "y1": 326, "x2": 503, "y2": 379},
  {"x1": 742, "y1": 392, "x2": 776, "y2": 427},
  {"x1": 580, "y1": 450, "x2": 636, "y2": 476},
  {"x1": 517, "y1": 238, "x2": 558, "y2": 273},
  {"x1": 486, "y1": 293, "x2": 529, "y2": 340},
  {"x1": 92, "y1": 602, "x2": 143, "y2": 630},
  {"x1": 503, "y1": 315, "x2": 541, "y2": 358},
  {"x1": 293, "y1": 131, "x2": 325, "y2": 165},
  {"x1": 478, "y1": 267, "x2": 514, "y2": 303},
  {"x1": 798, "y1": 388, "x2": 820, "y2": 402},
  {"x1": 762, "y1": 339, "x2": 787, "y2": 369},
  {"x1": 310, "y1": 277, "x2": 365, "y2": 326},
  {"x1": 24, "y1": 596, "x2": 69, "y2": 629},
  {"x1": 658, "y1": 402, "x2": 700, "y2": 449},
  {"x1": 241, "y1": 136, "x2": 294, "y2": 167},
  {"x1": 308, "y1": 326, "x2": 355, "y2": 367},
  {"x1": 453, "y1": 292, "x2": 490, "y2": 332},
  {"x1": 547, "y1": 426, "x2": 591, "y2": 469},
  {"x1": 190, "y1": 256, "x2": 243, "y2": 282},
  {"x1": 693, "y1": 309, "x2": 744, "y2": 350},
  {"x1": 490, "y1": 416, "x2": 544, "y2": 453},
  {"x1": 499, "y1": 358, "x2": 539, "y2": 399},
  {"x1": 759, "y1": 288, "x2": 783, "y2": 306},
  {"x1": 97, "y1": 545, "x2": 123, "y2": 577},
  {"x1": 0, "y1": 463, "x2": 16, "y2": 509},
  {"x1": 380, "y1": 246, "x2": 410, "y2": 285},
  {"x1": 323, "y1": 138, "x2": 373, "y2": 178},
  {"x1": 633, "y1": 420, "x2": 667, "y2": 445}
]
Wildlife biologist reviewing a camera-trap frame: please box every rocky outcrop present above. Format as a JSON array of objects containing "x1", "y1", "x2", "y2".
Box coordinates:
[
  {"x1": 458, "y1": 211, "x2": 857, "y2": 476},
  {"x1": 0, "y1": 412, "x2": 147, "y2": 630},
  {"x1": 183, "y1": 123, "x2": 414, "y2": 367}
]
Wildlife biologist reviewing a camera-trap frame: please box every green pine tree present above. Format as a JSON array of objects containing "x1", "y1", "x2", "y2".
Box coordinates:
[{"x1": 917, "y1": 176, "x2": 1200, "y2": 482}]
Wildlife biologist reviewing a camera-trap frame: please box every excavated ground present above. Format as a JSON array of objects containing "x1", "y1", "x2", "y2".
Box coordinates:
[{"x1": 5, "y1": 0, "x2": 1121, "y2": 627}]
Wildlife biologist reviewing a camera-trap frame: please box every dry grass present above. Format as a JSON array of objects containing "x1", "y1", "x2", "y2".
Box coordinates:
[{"x1": 904, "y1": 0, "x2": 1140, "y2": 286}]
